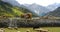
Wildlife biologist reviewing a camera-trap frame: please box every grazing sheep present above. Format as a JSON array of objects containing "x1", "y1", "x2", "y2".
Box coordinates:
[
  {"x1": 26, "y1": 30, "x2": 30, "y2": 32},
  {"x1": 34, "y1": 28, "x2": 49, "y2": 32},
  {"x1": 0, "y1": 28, "x2": 5, "y2": 32},
  {"x1": 14, "y1": 27, "x2": 18, "y2": 30},
  {"x1": 17, "y1": 31, "x2": 20, "y2": 32},
  {"x1": 41, "y1": 30, "x2": 48, "y2": 32},
  {"x1": 33, "y1": 26, "x2": 39, "y2": 29},
  {"x1": 8, "y1": 27, "x2": 12, "y2": 30}
]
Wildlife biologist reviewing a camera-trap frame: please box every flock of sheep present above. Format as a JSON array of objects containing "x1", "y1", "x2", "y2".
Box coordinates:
[{"x1": 0, "y1": 28, "x2": 49, "y2": 32}]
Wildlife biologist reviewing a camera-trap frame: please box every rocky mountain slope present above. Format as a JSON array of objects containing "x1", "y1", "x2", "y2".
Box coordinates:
[{"x1": 46, "y1": 7, "x2": 60, "y2": 17}]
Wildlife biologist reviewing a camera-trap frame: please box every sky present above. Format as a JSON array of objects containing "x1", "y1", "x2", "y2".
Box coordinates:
[{"x1": 16, "y1": 0, "x2": 60, "y2": 6}]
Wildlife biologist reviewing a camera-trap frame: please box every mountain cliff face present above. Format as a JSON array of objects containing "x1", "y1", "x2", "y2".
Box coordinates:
[{"x1": 46, "y1": 7, "x2": 60, "y2": 17}]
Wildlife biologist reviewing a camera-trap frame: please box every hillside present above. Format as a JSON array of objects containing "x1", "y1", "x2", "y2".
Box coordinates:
[
  {"x1": 0, "y1": 0, "x2": 37, "y2": 17},
  {"x1": 46, "y1": 7, "x2": 60, "y2": 17}
]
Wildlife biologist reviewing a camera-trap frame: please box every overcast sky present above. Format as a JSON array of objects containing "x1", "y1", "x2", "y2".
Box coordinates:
[{"x1": 16, "y1": 0, "x2": 60, "y2": 6}]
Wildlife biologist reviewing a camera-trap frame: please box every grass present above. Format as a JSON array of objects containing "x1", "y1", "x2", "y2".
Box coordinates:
[
  {"x1": 5, "y1": 28, "x2": 34, "y2": 32},
  {"x1": 12, "y1": 7, "x2": 24, "y2": 16},
  {"x1": 3, "y1": 27, "x2": 60, "y2": 32},
  {"x1": 41, "y1": 27, "x2": 60, "y2": 32}
]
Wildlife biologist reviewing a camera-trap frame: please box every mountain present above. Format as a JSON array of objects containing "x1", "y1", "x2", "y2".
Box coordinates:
[
  {"x1": 47, "y1": 3, "x2": 60, "y2": 11},
  {"x1": 2, "y1": 0, "x2": 21, "y2": 6},
  {"x1": 0, "y1": 0, "x2": 38, "y2": 17},
  {"x1": 2, "y1": 0, "x2": 50, "y2": 16},
  {"x1": 23, "y1": 3, "x2": 50, "y2": 16},
  {"x1": 46, "y1": 7, "x2": 60, "y2": 17},
  {"x1": 0, "y1": 0, "x2": 24, "y2": 17}
]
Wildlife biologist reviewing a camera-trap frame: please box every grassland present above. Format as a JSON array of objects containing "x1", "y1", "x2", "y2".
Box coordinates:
[{"x1": 3, "y1": 27, "x2": 60, "y2": 32}]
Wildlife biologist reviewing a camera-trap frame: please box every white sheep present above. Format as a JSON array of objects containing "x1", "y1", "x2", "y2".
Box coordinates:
[
  {"x1": 8, "y1": 27, "x2": 12, "y2": 30},
  {"x1": 42, "y1": 30, "x2": 49, "y2": 32},
  {"x1": 40, "y1": 29, "x2": 49, "y2": 32},
  {"x1": 0, "y1": 28, "x2": 5, "y2": 32},
  {"x1": 34, "y1": 28, "x2": 49, "y2": 32},
  {"x1": 17, "y1": 31, "x2": 20, "y2": 32},
  {"x1": 26, "y1": 29, "x2": 30, "y2": 32}
]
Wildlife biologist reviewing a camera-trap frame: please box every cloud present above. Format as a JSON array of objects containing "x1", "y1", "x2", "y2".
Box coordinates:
[{"x1": 13, "y1": 0, "x2": 60, "y2": 6}]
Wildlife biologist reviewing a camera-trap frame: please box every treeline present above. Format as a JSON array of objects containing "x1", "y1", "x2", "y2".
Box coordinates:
[
  {"x1": 17, "y1": 22, "x2": 60, "y2": 27},
  {"x1": 0, "y1": 19, "x2": 60, "y2": 28}
]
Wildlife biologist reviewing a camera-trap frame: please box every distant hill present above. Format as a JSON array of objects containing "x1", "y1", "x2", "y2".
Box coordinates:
[
  {"x1": 0, "y1": 0, "x2": 38, "y2": 17},
  {"x1": 46, "y1": 7, "x2": 60, "y2": 17}
]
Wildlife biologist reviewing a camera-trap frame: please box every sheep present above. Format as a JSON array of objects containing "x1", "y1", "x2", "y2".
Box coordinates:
[
  {"x1": 39, "y1": 29, "x2": 49, "y2": 32},
  {"x1": 26, "y1": 29, "x2": 30, "y2": 32},
  {"x1": 41, "y1": 30, "x2": 49, "y2": 32},
  {"x1": 8, "y1": 27, "x2": 12, "y2": 30},
  {"x1": 14, "y1": 27, "x2": 18, "y2": 30},
  {"x1": 33, "y1": 25, "x2": 40, "y2": 29},
  {"x1": 0, "y1": 28, "x2": 5, "y2": 32},
  {"x1": 34, "y1": 28, "x2": 49, "y2": 32},
  {"x1": 17, "y1": 31, "x2": 20, "y2": 32},
  {"x1": 33, "y1": 26, "x2": 39, "y2": 29}
]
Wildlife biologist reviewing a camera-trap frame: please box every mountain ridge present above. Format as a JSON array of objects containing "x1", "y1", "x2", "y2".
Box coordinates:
[
  {"x1": 47, "y1": 3, "x2": 60, "y2": 11},
  {"x1": 46, "y1": 7, "x2": 60, "y2": 17},
  {"x1": 23, "y1": 3, "x2": 50, "y2": 16}
]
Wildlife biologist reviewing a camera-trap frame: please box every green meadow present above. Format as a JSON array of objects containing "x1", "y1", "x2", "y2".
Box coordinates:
[{"x1": 4, "y1": 27, "x2": 60, "y2": 32}]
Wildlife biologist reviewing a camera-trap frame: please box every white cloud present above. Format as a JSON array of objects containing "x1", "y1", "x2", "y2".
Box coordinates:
[
  {"x1": 16, "y1": 0, "x2": 60, "y2": 6},
  {"x1": 16, "y1": 0, "x2": 35, "y2": 4}
]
